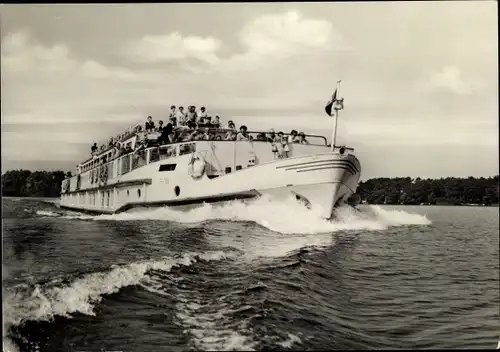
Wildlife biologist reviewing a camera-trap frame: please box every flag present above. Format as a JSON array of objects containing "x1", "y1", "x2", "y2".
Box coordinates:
[{"x1": 325, "y1": 88, "x2": 337, "y2": 116}]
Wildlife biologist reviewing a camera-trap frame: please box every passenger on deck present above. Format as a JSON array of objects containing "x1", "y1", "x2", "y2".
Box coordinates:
[
  {"x1": 288, "y1": 130, "x2": 299, "y2": 144},
  {"x1": 194, "y1": 131, "x2": 205, "y2": 141},
  {"x1": 266, "y1": 129, "x2": 276, "y2": 143},
  {"x1": 91, "y1": 143, "x2": 98, "y2": 154},
  {"x1": 198, "y1": 115, "x2": 211, "y2": 127},
  {"x1": 145, "y1": 116, "x2": 155, "y2": 132},
  {"x1": 212, "y1": 115, "x2": 221, "y2": 128},
  {"x1": 161, "y1": 121, "x2": 174, "y2": 144},
  {"x1": 256, "y1": 133, "x2": 267, "y2": 141},
  {"x1": 157, "y1": 120, "x2": 164, "y2": 133},
  {"x1": 225, "y1": 129, "x2": 237, "y2": 141},
  {"x1": 113, "y1": 142, "x2": 121, "y2": 157},
  {"x1": 277, "y1": 131, "x2": 287, "y2": 144},
  {"x1": 183, "y1": 130, "x2": 195, "y2": 142},
  {"x1": 186, "y1": 106, "x2": 198, "y2": 126},
  {"x1": 237, "y1": 125, "x2": 249, "y2": 141},
  {"x1": 169, "y1": 106, "x2": 177, "y2": 127},
  {"x1": 177, "y1": 106, "x2": 186, "y2": 126},
  {"x1": 198, "y1": 106, "x2": 207, "y2": 122},
  {"x1": 227, "y1": 120, "x2": 236, "y2": 131},
  {"x1": 215, "y1": 135, "x2": 222, "y2": 141},
  {"x1": 108, "y1": 138, "x2": 114, "y2": 148},
  {"x1": 298, "y1": 132, "x2": 309, "y2": 144},
  {"x1": 136, "y1": 125, "x2": 146, "y2": 144},
  {"x1": 135, "y1": 140, "x2": 145, "y2": 152}
]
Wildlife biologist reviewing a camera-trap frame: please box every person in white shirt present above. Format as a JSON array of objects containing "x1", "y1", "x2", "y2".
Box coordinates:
[
  {"x1": 177, "y1": 106, "x2": 186, "y2": 126},
  {"x1": 169, "y1": 106, "x2": 177, "y2": 127},
  {"x1": 198, "y1": 106, "x2": 207, "y2": 122},
  {"x1": 212, "y1": 115, "x2": 221, "y2": 128},
  {"x1": 237, "y1": 125, "x2": 250, "y2": 141},
  {"x1": 298, "y1": 132, "x2": 309, "y2": 144},
  {"x1": 288, "y1": 130, "x2": 299, "y2": 144}
]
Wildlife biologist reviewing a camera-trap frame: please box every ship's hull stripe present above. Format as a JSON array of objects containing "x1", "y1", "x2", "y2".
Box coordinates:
[
  {"x1": 296, "y1": 165, "x2": 357, "y2": 175},
  {"x1": 286, "y1": 161, "x2": 359, "y2": 175},
  {"x1": 277, "y1": 159, "x2": 360, "y2": 173}
]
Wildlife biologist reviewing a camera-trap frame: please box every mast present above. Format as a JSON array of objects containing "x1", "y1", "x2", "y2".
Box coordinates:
[{"x1": 330, "y1": 80, "x2": 342, "y2": 152}]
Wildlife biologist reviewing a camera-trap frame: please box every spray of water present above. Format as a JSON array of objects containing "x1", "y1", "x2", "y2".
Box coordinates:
[
  {"x1": 38, "y1": 195, "x2": 431, "y2": 235},
  {"x1": 2, "y1": 251, "x2": 230, "y2": 352}
]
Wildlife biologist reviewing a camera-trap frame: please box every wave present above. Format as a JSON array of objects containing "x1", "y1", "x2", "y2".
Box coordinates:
[
  {"x1": 2, "y1": 251, "x2": 230, "y2": 352},
  {"x1": 35, "y1": 210, "x2": 61, "y2": 217},
  {"x1": 41, "y1": 195, "x2": 431, "y2": 234}
]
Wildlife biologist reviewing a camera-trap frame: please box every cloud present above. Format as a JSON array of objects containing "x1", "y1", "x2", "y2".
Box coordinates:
[
  {"x1": 425, "y1": 66, "x2": 474, "y2": 95},
  {"x1": 223, "y1": 10, "x2": 348, "y2": 72},
  {"x1": 1, "y1": 29, "x2": 145, "y2": 82},
  {"x1": 1, "y1": 29, "x2": 76, "y2": 73},
  {"x1": 240, "y1": 10, "x2": 340, "y2": 58},
  {"x1": 124, "y1": 10, "x2": 348, "y2": 73},
  {"x1": 126, "y1": 32, "x2": 222, "y2": 65}
]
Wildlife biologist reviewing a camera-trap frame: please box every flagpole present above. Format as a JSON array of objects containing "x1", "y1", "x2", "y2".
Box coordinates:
[{"x1": 330, "y1": 80, "x2": 341, "y2": 152}]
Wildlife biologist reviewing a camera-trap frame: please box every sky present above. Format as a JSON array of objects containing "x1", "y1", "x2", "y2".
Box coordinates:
[{"x1": 1, "y1": 2, "x2": 498, "y2": 180}]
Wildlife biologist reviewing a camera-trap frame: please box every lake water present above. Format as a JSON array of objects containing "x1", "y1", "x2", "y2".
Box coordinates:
[{"x1": 2, "y1": 197, "x2": 499, "y2": 351}]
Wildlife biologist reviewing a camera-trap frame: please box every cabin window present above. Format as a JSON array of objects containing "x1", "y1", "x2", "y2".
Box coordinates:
[
  {"x1": 131, "y1": 149, "x2": 147, "y2": 171},
  {"x1": 127, "y1": 190, "x2": 130, "y2": 197},
  {"x1": 149, "y1": 148, "x2": 160, "y2": 163},
  {"x1": 179, "y1": 143, "x2": 196, "y2": 156},
  {"x1": 159, "y1": 146, "x2": 176, "y2": 160},
  {"x1": 138, "y1": 189, "x2": 141, "y2": 198},
  {"x1": 121, "y1": 155, "x2": 131, "y2": 175},
  {"x1": 159, "y1": 164, "x2": 177, "y2": 172}
]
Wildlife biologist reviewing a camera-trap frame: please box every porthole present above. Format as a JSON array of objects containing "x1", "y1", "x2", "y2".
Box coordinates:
[
  {"x1": 175, "y1": 186, "x2": 180, "y2": 197},
  {"x1": 138, "y1": 189, "x2": 141, "y2": 198}
]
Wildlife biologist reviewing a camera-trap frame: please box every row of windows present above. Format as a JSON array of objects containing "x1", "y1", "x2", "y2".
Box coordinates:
[
  {"x1": 64, "y1": 187, "x2": 143, "y2": 207},
  {"x1": 79, "y1": 143, "x2": 196, "y2": 178}
]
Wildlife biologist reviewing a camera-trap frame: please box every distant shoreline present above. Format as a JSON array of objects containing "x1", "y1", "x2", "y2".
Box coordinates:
[{"x1": 2, "y1": 170, "x2": 499, "y2": 206}]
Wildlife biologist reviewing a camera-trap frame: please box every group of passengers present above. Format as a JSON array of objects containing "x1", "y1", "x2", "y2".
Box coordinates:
[{"x1": 90, "y1": 105, "x2": 310, "y2": 159}]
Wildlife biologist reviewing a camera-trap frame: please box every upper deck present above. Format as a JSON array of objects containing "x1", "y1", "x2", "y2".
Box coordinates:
[
  {"x1": 62, "y1": 127, "x2": 355, "y2": 195},
  {"x1": 76, "y1": 127, "x2": 341, "y2": 176}
]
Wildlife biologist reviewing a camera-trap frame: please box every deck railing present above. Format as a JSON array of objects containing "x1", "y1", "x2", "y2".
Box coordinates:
[{"x1": 71, "y1": 128, "x2": 339, "y2": 184}]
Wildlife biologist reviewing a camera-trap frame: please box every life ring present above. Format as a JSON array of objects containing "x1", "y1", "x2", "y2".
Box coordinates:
[{"x1": 188, "y1": 152, "x2": 206, "y2": 180}]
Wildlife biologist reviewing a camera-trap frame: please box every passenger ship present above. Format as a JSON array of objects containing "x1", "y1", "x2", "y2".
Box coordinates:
[{"x1": 60, "y1": 89, "x2": 362, "y2": 219}]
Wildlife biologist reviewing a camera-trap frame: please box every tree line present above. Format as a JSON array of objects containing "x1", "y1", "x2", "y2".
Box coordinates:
[
  {"x1": 1, "y1": 170, "x2": 69, "y2": 198},
  {"x1": 1, "y1": 169, "x2": 499, "y2": 205},
  {"x1": 358, "y1": 176, "x2": 499, "y2": 205}
]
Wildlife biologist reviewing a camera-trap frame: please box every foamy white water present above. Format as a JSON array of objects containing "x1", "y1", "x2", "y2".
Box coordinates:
[
  {"x1": 2, "y1": 251, "x2": 230, "y2": 352},
  {"x1": 44, "y1": 196, "x2": 431, "y2": 234}
]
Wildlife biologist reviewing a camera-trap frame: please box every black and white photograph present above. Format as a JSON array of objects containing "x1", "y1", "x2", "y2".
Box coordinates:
[{"x1": 1, "y1": 2, "x2": 498, "y2": 351}]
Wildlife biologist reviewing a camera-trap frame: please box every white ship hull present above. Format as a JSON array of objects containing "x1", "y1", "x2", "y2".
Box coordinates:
[{"x1": 60, "y1": 141, "x2": 361, "y2": 219}]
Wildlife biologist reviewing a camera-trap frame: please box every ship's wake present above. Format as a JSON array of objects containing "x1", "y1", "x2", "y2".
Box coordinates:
[
  {"x1": 42, "y1": 195, "x2": 431, "y2": 234},
  {"x1": 2, "y1": 251, "x2": 234, "y2": 352}
]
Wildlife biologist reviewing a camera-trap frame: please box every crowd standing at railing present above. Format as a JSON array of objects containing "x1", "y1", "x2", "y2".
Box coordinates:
[{"x1": 88, "y1": 105, "x2": 311, "y2": 161}]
